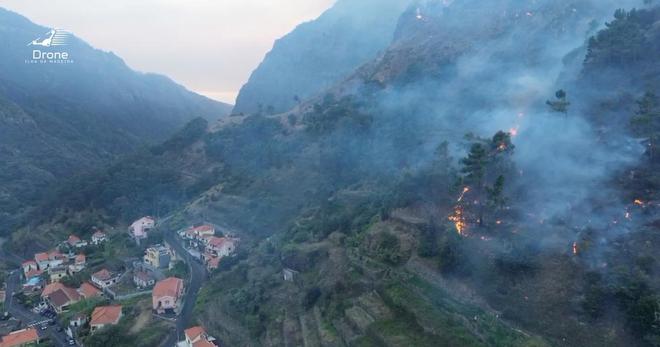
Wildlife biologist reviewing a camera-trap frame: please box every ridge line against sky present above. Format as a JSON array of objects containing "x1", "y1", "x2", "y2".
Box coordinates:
[{"x1": 0, "y1": 0, "x2": 335, "y2": 104}]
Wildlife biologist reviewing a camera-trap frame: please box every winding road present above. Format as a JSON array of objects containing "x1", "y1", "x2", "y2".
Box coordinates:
[
  {"x1": 161, "y1": 228, "x2": 207, "y2": 347},
  {"x1": 4, "y1": 270, "x2": 71, "y2": 346}
]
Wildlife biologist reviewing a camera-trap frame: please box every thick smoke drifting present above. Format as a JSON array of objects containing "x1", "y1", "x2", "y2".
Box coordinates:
[{"x1": 361, "y1": 0, "x2": 650, "y2": 246}]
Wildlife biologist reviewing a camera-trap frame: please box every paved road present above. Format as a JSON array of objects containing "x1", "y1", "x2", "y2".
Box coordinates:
[
  {"x1": 161, "y1": 230, "x2": 207, "y2": 347},
  {"x1": 4, "y1": 270, "x2": 71, "y2": 346}
]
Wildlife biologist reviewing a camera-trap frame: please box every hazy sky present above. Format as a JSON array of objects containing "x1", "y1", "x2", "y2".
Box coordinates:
[{"x1": 0, "y1": 0, "x2": 336, "y2": 104}]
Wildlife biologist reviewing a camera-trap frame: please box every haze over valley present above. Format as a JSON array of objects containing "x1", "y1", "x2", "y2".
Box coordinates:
[{"x1": 1, "y1": 1, "x2": 660, "y2": 347}]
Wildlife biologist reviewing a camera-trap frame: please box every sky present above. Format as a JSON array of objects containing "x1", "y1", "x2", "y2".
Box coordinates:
[{"x1": 0, "y1": 0, "x2": 336, "y2": 104}]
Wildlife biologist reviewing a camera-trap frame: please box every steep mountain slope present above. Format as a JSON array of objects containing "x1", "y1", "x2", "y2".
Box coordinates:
[
  {"x1": 232, "y1": 0, "x2": 411, "y2": 115},
  {"x1": 14, "y1": 1, "x2": 660, "y2": 346},
  {"x1": 0, "y1": 7, "x2": 231, "y2": 232}
]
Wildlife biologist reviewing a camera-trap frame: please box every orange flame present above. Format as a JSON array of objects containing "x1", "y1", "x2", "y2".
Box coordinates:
[
  {"x1": 634, "y1": 199, "x2": 644, "y2": 206},
  {"x1": 448, "y1": 206, "x2": 467, "y2": 236},
  {"x1": 572, "y1": 242, "x2": 578, "y2": 255}
]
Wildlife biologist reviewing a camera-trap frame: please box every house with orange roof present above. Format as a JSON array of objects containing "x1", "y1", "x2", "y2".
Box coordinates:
[
  {"x1": 46, "y1": 287, "x2": 81, "y2": 313},
  {"x1": 204, "y1": 237, "x2": 236, "y2": 257},
  {"x1": 206, "y1": 256, "x2": 220, "y2": 271},
  {"x1": 78, "y1": 282, "x2": 102, "y2": 299},
  {"x1": 21, "y1": 260, "x2": 37, "y2": 277},
  {"x1": 41, "y1": 282, "x2": 66, "y2": 298},
  {"x1": 90, "y1": 305, "x2": 122, "y2": 332},
  {"x1": 68, "y1": 254, "x2": 86, "y2": 273},
  {"x1": 189, "y1": 224, "x2": 215, "y2": 239},
  {"x1": 91, "y1": 269, "x2": 119, "y2": 289},
  {"x1": 152, "y1": 277, "x2": 184, "y2": 314},
  {"x1": 34, "y1": 251, "x2": 65, "y2": 271},
  {"x1": 91, "y1": 230, "x2": 107, "y2": 245},
  {"x1": 33, "y1": 253, "x2": 49, "y2": 270},
  {"x1": 177, "y1": 326, "x2": 216, "y2": 347},
  {"x1": 67, "y1": 235, "x2": 87, "y2": 248},
  {"x1": 0, "y1": 327, "x2": 39, "y2": 347}
]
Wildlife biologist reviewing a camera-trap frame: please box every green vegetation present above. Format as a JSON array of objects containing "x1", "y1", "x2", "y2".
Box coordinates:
[
  {"x1": 165, "y1": 260, "x2": 189, "y2": 279},
  {"x1": 83, "y1": 296, "x2": 169, "y2": 347}
]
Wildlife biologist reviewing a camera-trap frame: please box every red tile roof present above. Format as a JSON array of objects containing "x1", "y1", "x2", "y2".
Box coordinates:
[
  {"x1": 47, "y1": 287, "x2": 81, "y2": 308},
  {"x1": 34, "y1": 252, "x2": 49, "y2": 262},
  {"x1": 41, "y1": 282, "x2": 66, "y2": 298},
  {"x1": 68, "y1": 235, "x2": 81, "y2": 245},
  {"x1": 92, "y1": 230, "x2": 105, "y2": 238},
  {"x1": 185, "y1": 326, "x2": 206, "y2": 341},
  {"x1": 191, "y1": 224, "x2": 214, "y2": 233},
  {"x1": 21, "y1": 260, "x2": 36, "y2": 266},
  {"x1": 206, "y1": 236, "x2": 226, "y2": 247},
  {"x1": 75, "y1": 254, "x2": 86, "y2": 264},
  {"x1": 193, "y1": 339, "x2": 215, "y2": 347},
  {"x1": 0, "y1": 327, "x2": 39, "y2": 347},
  {"x1": 78, "y1": 282, "x2": 102, "y2": 298},
  {"x1": 90, "y1": 305, "x2": 122, "y2": 326},
  {"x1": 92, "y1": 269, "x2": 113, "y2": 281},
  {"x1": 153, "y1": 277, "x2": 183, "y2": 299},
  {"x1": 207, "y1": 257, "x2": 220, "y2": 270}
]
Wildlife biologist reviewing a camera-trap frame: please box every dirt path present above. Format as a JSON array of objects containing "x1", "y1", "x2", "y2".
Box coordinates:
[{"x1": 129, "y1": 308, "x2": 152, "y2": 334}]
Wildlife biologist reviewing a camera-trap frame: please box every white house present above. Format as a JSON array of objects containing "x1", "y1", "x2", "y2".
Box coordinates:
[
  {"x1": 178, "y1": 326, "x2": 216, "y2": 347},
  {"x1": 91, "y1": 230, "x2": 107, "y2": 245},
  {"x1": 129, "y1": 216, "x2": 155, "y2": 240},
  {"x1": 91, "y1": 269, "x2": 119, "y2": 289}
]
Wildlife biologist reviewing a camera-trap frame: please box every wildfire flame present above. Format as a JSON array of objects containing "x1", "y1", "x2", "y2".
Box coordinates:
[
  {"x1": 572, "y1": 242, "x2": 578, "y2": 255},
  {"x1": 448, "y1": 206, "x2": 467, "y2": 236},
  {"x1": 634, "y1": 199, "x2": 645, "y2": 206},
  {"x1": 449, "y1": 187, "x2": 471, "y2": 236}
]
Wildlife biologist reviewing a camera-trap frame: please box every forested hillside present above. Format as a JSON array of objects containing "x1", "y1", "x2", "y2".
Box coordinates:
[
  {"x1": 11, "y1": 1, "x2": 660, "y2": 346},
  {"x1": 0, "y1": 8, "x2": 231, "y2": 232}
]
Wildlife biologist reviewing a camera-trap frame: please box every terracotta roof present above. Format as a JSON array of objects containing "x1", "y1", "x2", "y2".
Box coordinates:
[
  {"x1": 207, "y1": 257, "x2": 220, "y2": 269},
  {"x1": 48, "y1": 287, "x2": 80, "y2": 308},
  {"x1": 0, "y1": 327, "x2": 39, "y2": 347},
  {"x1": 78, "y1": 282, "x2": 102, "y2": 298},
  {"x1": 90, "y1": 305, "x2": 122, "y2": 326},
  {"x1": 21, "y1": 260, "x2": 36, "y2": 266},
  {"x1": 92, "y1": 230, "x2": 105, "y2": 238},
  {"x1": 41, "y1": 282, "x2": 66, "y2": 298},
  {"x1": 92, "y1": 269, "x2": 113, "y2": 281},
  {"x1": 206, "y1": 236, "x2": 226, "y2": 247},
  {"x1": 193, "y1": 340, "x2": 215, "y2": 347},
  {"x1": 191, "y1": 224, "x2": 214, "y2": 233},
  {"x1": 153, "y1": 277, "x2": 183, "y2": 299},
  {"x1": 34, "y1": 252, "x2": 49, "y2": 262},
  {"x1": 185, "y1": 326, "x2": 206, "y2": 341},
  {"x1": 68, "y1": 235, "x2": 81, "y2": 245}
]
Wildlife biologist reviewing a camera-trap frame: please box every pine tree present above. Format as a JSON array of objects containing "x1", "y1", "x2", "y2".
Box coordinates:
[{"x1": 631, "y1": 91, "x2": 660, "y2": 160}]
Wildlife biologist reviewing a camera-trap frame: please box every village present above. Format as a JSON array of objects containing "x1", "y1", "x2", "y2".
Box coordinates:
[{"x1": 0, "y1": 217, "x2": 238, "y2": 347}]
